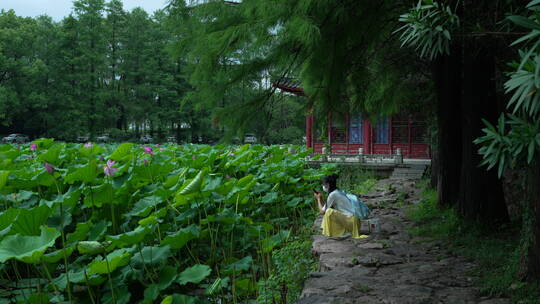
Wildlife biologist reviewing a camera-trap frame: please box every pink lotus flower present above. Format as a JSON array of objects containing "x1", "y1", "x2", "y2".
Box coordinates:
[
  {"x1": 143, "y1": 146, "x2": 155, "y2": 155},
  {"x1": 103, "y1": 159, "x2": 118, "y2": 177},
  {"x1": 84, "y1": 142, "x2": 93, "y2": 148},
  {"x1": 30, "y1": 143, "x2": 37, "y2": 151},
  {"x1": 159, "y1": 148, "x2": 164, "y2": 151},
  {"x1": 44, "y1": 162, "x2": 55, "y2": 174}
]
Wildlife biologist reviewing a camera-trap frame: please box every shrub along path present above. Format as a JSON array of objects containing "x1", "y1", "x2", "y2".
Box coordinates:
[{"x1": 296, "y1": 178, "x2": 510, "y2": 304}]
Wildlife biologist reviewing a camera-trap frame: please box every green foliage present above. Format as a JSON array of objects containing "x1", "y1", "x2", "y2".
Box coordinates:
[
  {"x1": 0, "y1": 142, "x2": 332, "y2": 302},
  {"x1": 396, "y1": 0, "x2": 460, "y2": 60},
  {"x1": 168, "y1": 0, "x2": 416, "y2": 133},
  {"x1": 336, "y1": 166, "x2": 378, "y2": 195},
  {"x1": 407, "y1": 188, "x2": 460, "y2": 237},
  {"x1": 257, "y1": 235, "x2": 317, "y2": 304},
  {"x1": 408, "y1": 183, "x2": 540, "y2": 303},
  {"x1": 0, "y1": 3, "x2": 190, "y2": 141},
  {"x1": 476, "y1": 1, "x2": 540, "y2": 176}
]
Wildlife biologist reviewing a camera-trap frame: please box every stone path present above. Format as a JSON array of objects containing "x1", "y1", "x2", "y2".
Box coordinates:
[{"x1": 296, "y1": 179, "x2": 511, "y2": 304}]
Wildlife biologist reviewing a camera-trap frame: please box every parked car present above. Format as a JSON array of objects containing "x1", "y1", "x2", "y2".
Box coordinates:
[
  {"x1": 96, "y1": 134, "x2": 110, "y2": 143},
  {"x1": 244, "y1": 133, "x2": 257, "y2": 144},
  {"x1": 166, "y1": 136, "x2": 177, "y2": 143},
  {"x1": 77, "y1": 135, "x2": 89, "y2": 143},
  {"x1": 140, "y1": 135, "x2": 153, "y2": 144},
  {"x1": 1, "y1": 133, "x2": 30, "y2": 144}
]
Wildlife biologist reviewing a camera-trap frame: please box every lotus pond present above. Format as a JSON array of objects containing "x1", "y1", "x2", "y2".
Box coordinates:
[{"x1": 0, "y1": 140, "x2": 334, "y2": 303}]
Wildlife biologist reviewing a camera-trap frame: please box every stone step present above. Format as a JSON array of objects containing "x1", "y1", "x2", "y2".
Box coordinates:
[{"x1": 390, "y1": 165, "x2": 426, "y2": 180}]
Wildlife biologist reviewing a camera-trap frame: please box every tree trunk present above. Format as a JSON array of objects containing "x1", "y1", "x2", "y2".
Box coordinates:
[
  {"x1": 457, "y1": 50, "x2": 509, "y2": 223},
  {"x1": 433, "y1": 52, "x2": 463, "y2": 208},
  {"x1": 520, "y1": 155, "x2": 540, "y2": 281},
  {"x1": 430, "y1": 144, "x2": 439, "y2": 189}
]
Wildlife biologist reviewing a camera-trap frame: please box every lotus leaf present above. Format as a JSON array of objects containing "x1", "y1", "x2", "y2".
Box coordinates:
[
  {"x1": 131, "y1": 245, "x2": 171, "y2": 267},
  {"x1": 0, "y1": 226, "x2": 60, "y2": 263},
  {"x1": 109, "y1": 143, "x2": 134, "y2": 161},
  {"x1": 108, "y1": 226, "x2": 151, "y2": 248},
  {"x1": 84, "y1": 183, "x2": 114, "y2": 207},
  {"x1": 0, "y1": 208, "x2": 19, "y2": 237},
  {"x1": 65, "y1": 161, "x2": 99, "y2": 184},
  {"x1": 161, "y1": 224, "x2": 200, "y2": 249},
  {"x1": 101, "y1": 286, "x2": 131, "y2": 304},
  {"x1": 5, "y1": 190, "x2": 34, "y2": 204},
  {"x1": 0, "y1": 171, "x2": 9, "y2": 190},
  {"x1": 77, "y1": 241, "x2": 108, "y2": 255},
  {"x1": 157, "y1": 265, "x2": 178, "y2": 290},
  {"x1": 261, "y1": 230, "x2": 291, "y2": 253},
  {"x1": 66, "y1": 221, "x2": 92, "y2": 245},
  {"x1": 261, "y1": 192, "x2": 279, "y2": 204},
  {"x1": 126, "y1": 195, "x2": 162, "y2": 217},
  {"x1": 222, "y1": 255, "x2": 253, "y2": 275},
  {"x1": 31, "y1": 171, "x2": 55, "y2": 187},
  {"x1": 144, "y1": 284, "x2": 160, "y2": 302},
  {"x1": 88, "y1": 248, "x2": 131, "y2": 274},
  {"x1": 177, "y1": 264, "x2": 212, "y2": 285},
  {"x1": 37, "y1": 144, "x2": 63, "y2": 165},
  {"x1": 42, "y1": 246, "x2": 75, "y2": 263},
  {"x1": 178, "y1": 169, "x2": 207, "y2": 195},
  {"x1": 138, "y1": 215, "x2": 159, "y2": 226},
  {"x1": 87, "y1": 220, "x2": 110, "y2": 241},
  {"x1": 52, "y1": 269, "x2": 105, "y2": 289},
  {"x1": 11, "y1": 205, "x2": 51, "y2": 236}
]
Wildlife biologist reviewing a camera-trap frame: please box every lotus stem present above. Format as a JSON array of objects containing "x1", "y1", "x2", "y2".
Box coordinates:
[
  {"x1": 104, "y1": 254, "x2": 117, "y2": 304},
  {"x1": 83, "y1": 270, "x2": 97, "y2": 304},
  {"x1": 59, "y1": 202, "x2": 73, "y2": 303},
  {"x1": 40, "y1": 261, "x2": 59, "y2": 294}
]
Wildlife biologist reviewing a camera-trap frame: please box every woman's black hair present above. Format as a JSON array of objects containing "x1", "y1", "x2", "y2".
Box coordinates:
[{"x1": 323, "y1": 174, "x2": 339, "y2": 192}]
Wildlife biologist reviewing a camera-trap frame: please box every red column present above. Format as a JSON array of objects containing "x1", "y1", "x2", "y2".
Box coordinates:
[
  {"x1": 389, "y1": 116, "x2": 393, "y2": 154},
  {"x1": 345, "y1": 113, "x2": 350, "y2": 153},
  {"x1": 327, "y1": 112, "x2": 332, "y2": 149},
  {"x1": 364, "y1": 119, "x2": 371, "y2": 154},
  {"x1": 306, "y1": 109, "x2": 313, "y2": 150},
  {"x1": 408, "y1": 115, "x2": 412, "y2": 158}
]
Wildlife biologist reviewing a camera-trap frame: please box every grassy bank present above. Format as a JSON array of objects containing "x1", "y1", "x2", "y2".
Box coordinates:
[
  {"x1": 407, "y1": 182, "x2": 540, "y2": 304},
  {"x1": 257, "y1": 224, "x2": 318, "y2": 304}
]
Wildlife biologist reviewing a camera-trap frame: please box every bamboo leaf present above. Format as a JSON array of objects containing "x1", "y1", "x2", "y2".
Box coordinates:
[{"x1": 508, "y1": 15, "x2": 540, "y2": 30}]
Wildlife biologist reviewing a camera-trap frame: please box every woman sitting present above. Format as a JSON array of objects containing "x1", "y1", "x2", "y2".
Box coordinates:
[{"x1": 314, "y1": 174, "x2": 366, "y2": 238}]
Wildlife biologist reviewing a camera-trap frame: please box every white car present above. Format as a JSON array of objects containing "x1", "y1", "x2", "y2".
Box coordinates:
[
  {"x1": 96, "y1": 134, "x2": 110, "y2": 143},
  {"x1": 140, "y1": 135, "x2": 153, "y2": 143},
  {"x1": 2, "y1": 134, "x2": 29, "y2": 144},
  {"x1": 244, "y1": 134, "x2": 257, "y2": 144}
]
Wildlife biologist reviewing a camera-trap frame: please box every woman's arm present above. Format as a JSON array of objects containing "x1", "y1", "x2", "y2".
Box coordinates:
[{"x1": 314, "y1": 192, "x2": 326, "y2": 215}]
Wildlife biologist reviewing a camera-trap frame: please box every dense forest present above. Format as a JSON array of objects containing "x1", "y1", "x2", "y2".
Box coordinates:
[{"x1": 0, "y1": 0, "x2": 306, "y2": 144}]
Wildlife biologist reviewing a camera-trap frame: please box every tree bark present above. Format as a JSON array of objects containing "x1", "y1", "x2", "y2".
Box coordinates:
[
  {"x1": 433, "y1": 52, "x2": 463, "y2": 208},
  {"x1": 457, "y1": 50, "x2": 509, "y2": 223},
  {"x1": 520, "y1": 155, "x2": 540, "y2": 281},
  {"x1": 430, "y1": 144, "x2": 439, "y2": 189}
]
